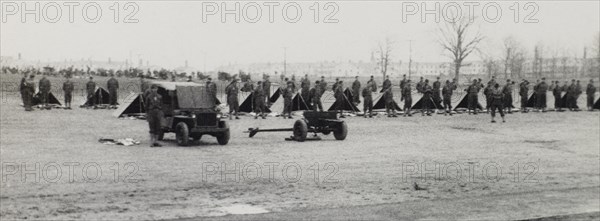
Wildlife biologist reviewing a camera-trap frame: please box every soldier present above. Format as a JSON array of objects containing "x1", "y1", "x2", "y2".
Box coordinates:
[
  {"x1": 416, "y1": 77, "x2": 425, "y2": 94},
  {"x1": 319, "y1": 76, "x2": 327, "y2": 95},
  {"x1": 362, "y1": 81, "x2": 374, "y2": 118},
  {"x1": 484, "y1": 82, "x2": 493, "y2": 112},
  {"x1": 225, "y1": 78, "x2": 240, "y2": 119},
  {"x1": 432, "y1": 76, "x2": 442, "y2": 109},
  {"x1": 206, "y1": 77, "x2": 217, "y2": 106},
  {"x1": 402, "y1": 80, "x2": 413, "y2": 117},
  {"x1": 300, "y1": 74, "x2": 310, "y2": 102},
  {"x1": 63, "y1": 75, "x2": 74, "y2": 109},
  {"x1": 487, "y1": 76, "x2": 497, "y2": 86},
  {"x1": 253, "y1": 81, "x2": 266, "y2": 119},
  {"x1": 421, "y1": 79, "x2": 433, "y2": 116},
  {"x1": 503, "y1": 79, "x2": 514, "y2": 114},
  {"x1": 23, "y1": 75, "x2": 35, "y2": 111},
  {"x1": 282, "y1": 81, "x2": 294, "y2": 119},
  {"x1": 140, "y1": 73, "x2": 150, "y2": 94},
  {"x1": 399, "y1": 74, "x2": 407, "y2": 98},
  {"x1": 145, "y1": 84, "x2": 164, "y2": 147},
  {"x1": 352, "y1": 76, "x2": 361, "y2": 105},
  {"x1": 535, "y1": 78, "x2": 549, "y2": 112},
  {"x1": 263, "y1": 75, "x2": 272, "y2": 106},
  {"x1": 489, "y1": 83, "x2": 506, "y2": 123},
  {"x1": 566, "y1": 79, "x2": 577, "y2": 111},
  {"x1": 519, "y1": 80, "x2": 529, "y2": 113},
  {"x1": 38, "y1": 74, "x2": 51, "y2": 109},
  {"x1": 382, "y1": 75, "x2": 392, "y2": 92},
  {"x1": 288, "y1": 76, "x2": 297, "y2": 93},
  {"x1": 19, "y1": 73, "x2": 27, "y2": 106},
  {"x1": 442, "y1": 79, "x2": 456, "y2": 116},
  {"x1": 575, "y1": 80, "x2": 583, "y2": 110},
  {"x1": 552, "y1": 81, "x2": 563, "y2": 111},
  {"x1": 367, "y1": 75, "x2": 377, "y2": 92},
  {"x1": 86, "y1": 77, "x2": 97, "y2": 107},
  {"x1": 383, "y1": 86, "x2": 397, "y2": 117},
  {"x1": 310, "y1": 80, "x2": 324, "y2": 111},
  {"x1": 107, "y1": 73, "x2": 119, "y2": 108},
  {"x1": 334, "y1": 80, "x2": 345, "y2": 118},
  {"x1": 466, "y1": 79, "x2": 480, "y2": 114},
  {"x1": 587, "y1": 79, "x2": 596, "y2": 111},
  {"x1": 332, "y1": 77, "x2": 340, "y2": 92}
]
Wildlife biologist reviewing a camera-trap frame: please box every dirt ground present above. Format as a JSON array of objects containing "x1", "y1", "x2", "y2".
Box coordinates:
[{"x1": 1, "y1": 78, "x2": 599, "y2": 220}]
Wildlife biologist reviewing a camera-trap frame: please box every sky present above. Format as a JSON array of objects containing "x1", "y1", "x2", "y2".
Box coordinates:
[{"x1": 1, "y1": 1, "x2": 599, "y2": 70}]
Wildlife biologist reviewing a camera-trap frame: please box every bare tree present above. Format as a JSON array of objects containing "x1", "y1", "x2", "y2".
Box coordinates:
[
  {"x1": 532, "y1": 43, "x2": 544, "y2": 78},
  {"x1": 501, "y1": 36, "x2": 526, "y2": 79},
  {"x1": 437, "y1": 15, "x2": 484, "y2": 81},
  {"x1": 376, "y1": 38, "x2": 394, "y2": 79}
]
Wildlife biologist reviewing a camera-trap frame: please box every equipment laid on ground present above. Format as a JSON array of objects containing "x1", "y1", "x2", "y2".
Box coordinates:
[
  {"x1": 245, "y1": 111, "x2": 347, "y2": 142},
  {"x1": 154, "y1": 81, "x2": 230, "y2": 146}
]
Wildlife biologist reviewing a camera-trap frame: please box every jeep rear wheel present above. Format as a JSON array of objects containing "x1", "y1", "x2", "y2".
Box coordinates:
[
  {"x1": 217, "y1": 121, "x2": 230, "y2": 145},
  {"x1": 333, "y1": 121, "x2": 347, "y2": 140},
  {"x1": 176, "y1": 122, "x2": 190, "y2": 146}
]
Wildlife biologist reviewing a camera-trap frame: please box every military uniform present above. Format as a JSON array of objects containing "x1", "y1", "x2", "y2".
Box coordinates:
[
  {"x1": 263, "y1": 79, "x2": 272, "y2": 105},
  {"x1": 382, "y1": 78, "x2": 392, "y2": 92},
  {"x1": 535, "y1": 81, "x2": 548, "y2": 111},
  {"x1": 566, "y1": 83, "x2": 577, "y2": 110},
  {"x1": 484, "y1": 85, "x2": 493, "y2": 110},
  {"x1": 502, "y1": 83, "x2": 513, "y2": 113},
  {"x1": 383, "y1": 88, "x2": 396, "y2": 117},
  {"x1": 399, "y1": 78, "x2": 407, "y2": 97},
  {"x1": 402, "y1": 84, "x2": 413, "y2": 116},
  {"x1": 421, "y1": 83, "x2": 433, "y2": 116},
  {"x1": 225, "y1": 81, "x2": 240, "y2": 119},
  {"x1": 86, "y1": 79, "x2": 96, "y2": 106},
  {"x1": 442, "y1": 82, "x2": 456, "y2": 115},
  {"x1": 107, "y1": 77, "x2": 119, "y2": 106},
  {"x1": 352, "y1": 79, "x2": 361, "y2": 104},
  {"x1": 310, "y1": 85, "x2": 323, "y2": 111},
  {"x1": 300, "y1": 78, "x2": 310, "y2": 102},
  {"x1": 552, "y1": 83, "x2": 563, "y2": 110},
  {"x1": 206, "y1": 81, "x2": 217, "y2": 106},
  {"x1": 362, "y1": 85, "x2": 373, "y2": 117},
  {"x1": 467, "y1": 83, "x2": 480, "y2": 114},
  {"x1": 23, "y1": 78, "x2": 35, "y2": 111},
  {"x1": 587, "y1": 82, "x2": 596, "y2": 110},
  {"x1": 253, "y1": 83, "x2": 266, "y2": 119},
  {"x1": 283, "y1": 84, "x2": 294, "y2": 118},
  {"x1": 63, "y1": 79, "x2": 74, "y2": 108},
  {"x1": 334, "y1": 82, "x2": 345, "y2": 116},
  {"x1": 490, "y1": 86, "x2": 505, "y2": 122},
  {"x1": 145, "y1": 90, "x2": 164, "y2": 147},
  {"x1": 19, "y1": 75, "x2": 27, "y2": 106},
  {"x1": 519, "y1": 82, "x2": 529, "y2": 112},
  {"x1": 38, "y1": 76, "x2": 51, "y2": 107},
  {"x1": 432, "y1": 80, "x2": 441, "y2": 108}
]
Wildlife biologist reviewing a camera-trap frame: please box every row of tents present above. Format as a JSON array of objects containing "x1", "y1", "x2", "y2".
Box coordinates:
[{"x1": 112, "y1": 87, "x2": 600, "y2": 117}]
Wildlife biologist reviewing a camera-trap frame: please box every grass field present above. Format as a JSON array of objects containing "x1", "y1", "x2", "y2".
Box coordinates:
[{"x1": 1, "y1": 74, "x2": 599, "y2": 220}]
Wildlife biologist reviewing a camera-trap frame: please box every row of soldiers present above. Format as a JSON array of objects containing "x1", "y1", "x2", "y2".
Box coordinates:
[{"x1": 19, "y1": 73, "x2": 121, "y2": 111}]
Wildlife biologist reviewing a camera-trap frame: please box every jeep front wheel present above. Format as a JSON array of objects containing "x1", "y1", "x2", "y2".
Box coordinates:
[
  {"x1": 176, "y1": 122, "x2": 190, "y2": 146},
  {"x1": 217, "y1": 121, "x2": 230, "y2": 145}
]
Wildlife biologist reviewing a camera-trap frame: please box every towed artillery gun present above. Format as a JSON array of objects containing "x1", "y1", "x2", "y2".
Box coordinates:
[
  {"x1": 152, "y1": 82, "x2": 230, "y2": 146},
  {"x1": 245, "y1": 111, "x2": 347, "y2": 142}
]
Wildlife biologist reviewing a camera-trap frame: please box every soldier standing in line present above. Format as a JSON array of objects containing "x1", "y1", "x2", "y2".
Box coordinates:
[
  {"x1": 310, "y1": 80, "x2": 324, "y2": 111},
  {"x1": 552, "y1": 81, "x2": 563, "y2": 111},
  {"x1": 575, "y1": 80, "x2": 583, "y2": 110},
  {"x1": 145, "y1": 84, "x2": 164, "y2": 147},
  {"x1": 383, "y1": 86, "x2": 397, "y2": 117},
  {"x1": 466, "y1": 79, "x2": 480, "y2": 115},
  {"x1": 283, "y1": 81, "x2": 294, "y2": 119},
  {"x1": 519, "y1": 80, "x2": 529, "y2": 113},
  {"x1": 402, "y1": 80, "x2": 413, "y2": 117},
  {"x1": 206, "y1": 77, "x2": 217, "y2": 106},
  {"x1": 352, "y1": 76, "x2": 361, "y2": 105},
  {"x1": 63, "y1": 75, "x2": 74, "y2": 109},
  {"x1": 38, "y1": 74, "x2": 51, "y2": 109},
  {"x1": 253, "y1": 81, "x2": 266, "y2": 119},
  {"x1": 503, "y1": 79, "x2": 514, "y2": 114},
  {"x1": 484, "y1": 82, "x2": 493, "y2": 112},
  {"x1": 535, "y1": 78, "x2": 549, "y2": 112},
  {"x1": 19, "y1": 73, "x2": 27, "y2": 106},
  {"x1": 399, "y1": 74, "x2": 407, "y2": 97},
  {"x1": 566, "y1": 79, "x2": 577, "y2": 111},
  {"x1": 86, "y1": 76, "x2": 97, "y2": 107},
  {"x1": 263, "y1": 75, "x2": 272, "y2": 106},
  {"x1": 432, "y1": 77, "x2": 442, "y2": 110},
  {"x1": 382, "y1": 75, "x2": 392, "y2": 92},
  {"x1": 587, "y1": 79, "x2": 596, "y2": 111},
  {"x1": 334, "y1": 80, "x2": 345, "y2": 118},
  {"x1": 421, "y1": 79, "x2": 433, "y2": 116},
  {"x1": 489, "y1": 83, "x2": 506, "y2": 123},
  {"x1": 107, "y1": 73, "x2": 119, "y2": 108},
  {"x1": 367, "y1": 75, "x2": 377, "y2": 92},
  {"x1": 362, "y1": 81, "x2": 374, "y2": 118},
  {"x1": 442, "y1": 79, "x2": 456, "y2": 116},
  {"x1": 416, "y1": 77, "x2": 425, "y2": 94},
  {"x1": 23, "y1": 75, "x2": 35, "y2": 111},
  {"x1": 332, "y1": 77, "x2": 340, "y2": 92},
  {"x1": 300, "y1": 74, "x2": 310, "y2": 103},
  {"x1": 319, "y1": 76, "x2": 327, "y2": 95},
  {"x1": 225, "y1": 78, "x2": 240, "y2": 120}
]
